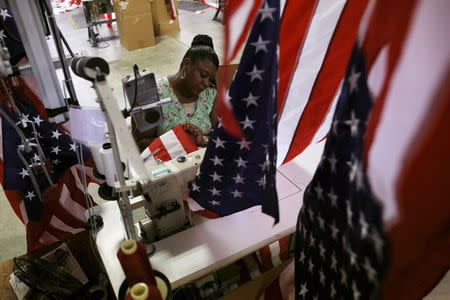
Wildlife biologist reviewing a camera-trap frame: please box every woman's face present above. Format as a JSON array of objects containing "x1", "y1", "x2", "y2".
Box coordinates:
[{"x1": 183, "y1": 58, "x2": 217, "y2": 97}]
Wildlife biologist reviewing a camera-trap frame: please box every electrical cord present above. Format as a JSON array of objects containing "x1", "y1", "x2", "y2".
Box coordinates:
[
  {"x1": 129, "y1": 64, "x2": 139, "y2": 112},
  {"x1": 122, "y1": 64, "x2": 139, "y2": 118}
]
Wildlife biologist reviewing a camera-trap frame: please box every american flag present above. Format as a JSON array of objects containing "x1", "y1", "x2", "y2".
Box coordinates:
[
  {"x1": 0, "y1": 78, "x2": 93, "y2": 252},
  {"x1": 294, "y1": 44, "x2": 387, "y2": 300},
  {"x1": 292, "y1": 0, "x2": 450, "y2": 299},
  {"x1": 189, "y1": 0, "x2": 280, "y2": 222},
  {"x1": 217, "y1": 0, "x2": 449, "y2": 299},
  {"x1": 276, "y1": 0, "x2": 369, "y2": 166},
  {"x1": 215, "y1": 0, "x2": 370, "y2": 164}
]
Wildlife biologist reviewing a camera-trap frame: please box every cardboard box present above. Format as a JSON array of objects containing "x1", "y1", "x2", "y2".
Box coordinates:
[
  {"x1": 113, "y1": 0, "x2": 155, "y2": 50},
  {"x1": 151, "y1": 0, "x2": 180, "y2": 36}
]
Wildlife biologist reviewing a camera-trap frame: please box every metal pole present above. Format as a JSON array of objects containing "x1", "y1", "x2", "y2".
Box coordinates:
[
  {"x1": 59, "y1": 28, "x2": 75, "y2": 58},
  {"x1": 7, "y1": 0, "x2": 67, "y2": 123},
  {"x1": 103, "y1": 108, "x2": 137, "y2": 240},
  {"x1": 40, "y1": 0, "x2": 79, "y2": 106},
  {"x1": 94, "y1": 77, "x2": 137, "y2": 241}
]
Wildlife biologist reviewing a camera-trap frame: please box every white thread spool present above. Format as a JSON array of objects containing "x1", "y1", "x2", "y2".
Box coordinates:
[
  {"x1": 89, "y1": 143, "x2": 105, "y2": 176},
  {"x1": 100, "y1": 143, "x2": 117, "y2": 187}
]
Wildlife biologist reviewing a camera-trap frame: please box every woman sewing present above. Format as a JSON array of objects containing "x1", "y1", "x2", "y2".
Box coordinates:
[{"x1": 133, "y1": 34, "x2": 219, "y2": 151}]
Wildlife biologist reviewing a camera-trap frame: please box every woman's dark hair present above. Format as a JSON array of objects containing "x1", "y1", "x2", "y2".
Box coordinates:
[{"x1": 181, "y1": 34, "x2": 219, "y2": 69}]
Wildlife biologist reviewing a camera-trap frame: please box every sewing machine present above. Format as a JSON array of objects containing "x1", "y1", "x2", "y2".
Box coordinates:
[
  {"x1": 69, "y1": 55, "x2": 210, "y2": 244},
  {"x1": 139, "y1": 148, "x2": 206, "y2": 241},
  {"x1": 90, "y1": 142, "x2": 324, "y2": 297}
]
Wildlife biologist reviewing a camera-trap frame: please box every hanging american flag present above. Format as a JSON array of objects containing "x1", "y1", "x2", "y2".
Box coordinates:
[
  {"x1": 203, "y1": 0, "x2": 449, "y2": 299},
  {"x1": 189, "y1": 0, "x2": 280, "y2": 222},
  {"x1": 292, "y1": 0, "x2": 450, "y2": 299},
  {"x1": 294, "y1": 44, "x2": 388, "y2": 300},
  {"x1": 0, "y1": 85, "x2": 93, "y2": 252},
  {"x1": 214, "y1": 0, "x2": 372, "y2": 165}
]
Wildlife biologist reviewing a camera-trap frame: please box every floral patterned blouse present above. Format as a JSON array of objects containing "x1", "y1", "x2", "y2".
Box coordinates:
[{"x1": 156, "y1": 77, "x2": 217, "y2": 137}]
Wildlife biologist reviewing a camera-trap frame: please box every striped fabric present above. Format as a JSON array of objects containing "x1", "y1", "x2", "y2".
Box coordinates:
[
  {"x1": 257, "y1": 0, "x2": 450, "y2": 299},
  {"x1": 142, "y1": 124, "x2": 199, "y2": 162},
  {"x1": 277, "y1": 0, "x2": 368, "y2": 165}
]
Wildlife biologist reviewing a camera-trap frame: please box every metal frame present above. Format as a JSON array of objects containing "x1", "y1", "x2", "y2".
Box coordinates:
[
  {"x1": 82, "y1": 0, "x2": 117, "y2": 47},
  {"x1": 7, "y1": 0, "x2": 68, "y2": 123}
]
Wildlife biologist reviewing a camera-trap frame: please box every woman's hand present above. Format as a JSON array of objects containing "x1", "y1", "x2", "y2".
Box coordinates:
[{"x1": 183, "y1": 122, "x2": 205, "y2": 146}]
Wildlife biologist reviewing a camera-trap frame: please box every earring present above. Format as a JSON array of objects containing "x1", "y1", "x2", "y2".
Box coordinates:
[{"x1": 180, "y1": 69, "x2": 186, "y2": 80}]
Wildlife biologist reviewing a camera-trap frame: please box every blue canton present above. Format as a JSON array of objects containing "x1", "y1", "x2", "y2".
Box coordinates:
[
  {"x1": 189, "y1": 0, "x2": 280, "y2": 222},
  {"x1": 294, "y1": 45, "x2": 388, "y2": 299}
]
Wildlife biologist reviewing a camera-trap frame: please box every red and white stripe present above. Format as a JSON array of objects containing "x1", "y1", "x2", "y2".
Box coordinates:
[
  {"x1": 365, "y1": 0, "x2": 450, "y2": 225},
  {"x1": 235, "y1": 236, "x2": 290, "y2": 295},
  {"x1": 38, "y1": 231, "x2": 59, "y2": 245},
  {"x1": 260, "y1": 0, "x2": 449, "y2": 298},
  {"x1": 28, "y1": 169, "x2": 90, "y2": 251},
  {"x1": 58, "y1": 183, "x2": 87, "y2": 223},
  {"x1": 144, "y1": 124, "x2": 198, "y2": 162},
  {"x1": 359, "y1": 0, "x2": 450, "y2": 298},
  {"x1": 217, "y1": 0, "x2": 263, "y2": 137},
  {"x1": 277, "y1": 0, "x2": 369, "y2": 166},
  {"x1": 1, "y1": 142, "x2": 91, "y2": 252}
]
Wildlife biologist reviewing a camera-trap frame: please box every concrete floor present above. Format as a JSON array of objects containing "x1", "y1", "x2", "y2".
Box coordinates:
[{"x1": 0, "y1": 2, "x2": 227, "y2": 261}]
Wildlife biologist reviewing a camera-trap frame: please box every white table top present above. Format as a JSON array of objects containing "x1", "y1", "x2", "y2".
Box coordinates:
[{"x1": 91, "y1": 142, "x2": 325, "y2": 296}]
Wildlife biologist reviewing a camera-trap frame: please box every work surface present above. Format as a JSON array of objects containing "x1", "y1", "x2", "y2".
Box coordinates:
[{"x1": 92, "y1": 142, "x2": 325, "y2": 296}]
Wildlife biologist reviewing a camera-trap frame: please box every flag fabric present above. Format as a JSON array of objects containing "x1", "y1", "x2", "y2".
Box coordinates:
[
  {"x1": 189, "y1": 0, "x2": 280, "y2": 221},
  {"x1": 142, "y1": 124, "x2": 198, "y2": 162},
  {"x1": 0, "y1": 78, "x2": 94, "y2": 252},
  {"x1": 238, "y1": 236, "x2": 291, "y2": 288},
  {"x1": 361, "y1": 0, "x2": 450, "y2": 298},
  {"x1": 216, "y1": 0, "x2": 374, "y2": 165},
  {"x1": 0, "y1": 7, "x2": 95, "y2": 252},
  {"x1": 294, "y1": 43, "x2": 388, "y2": 300},
  {"x1": 276, "y1": 0, "x2": 372, "y2": 166},
  {"x1": 292, "y1": 0, "x2": 450, "y2": 299},
  {"x1": 215, "y1": 0, "x2": 263, "y2": 137}
]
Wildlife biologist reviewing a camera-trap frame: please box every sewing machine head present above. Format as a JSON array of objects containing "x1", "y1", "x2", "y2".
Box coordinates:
[{"x1": 140, "y1": 148, "x2": 205, "y2": 241}]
